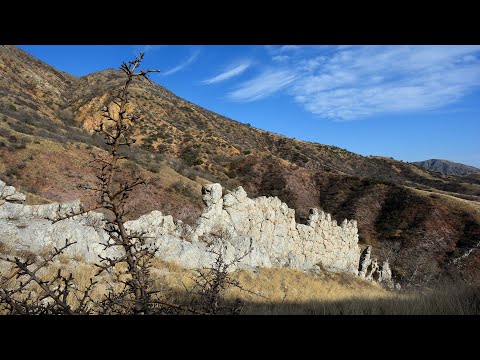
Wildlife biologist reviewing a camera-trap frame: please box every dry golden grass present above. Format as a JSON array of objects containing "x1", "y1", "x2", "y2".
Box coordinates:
[
  {"x1": 24, "y1": 192, "x2": 52, "y2": 205},
  {"x1": 0, "y1": 254, "x2": 390, "y2": 314},
  {"x1": 2, "y1": 253, "x2": 480, "y2": 315}
]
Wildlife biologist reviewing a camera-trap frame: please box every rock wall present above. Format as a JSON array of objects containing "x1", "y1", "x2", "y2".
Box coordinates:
[
  {"x1": 0, "y1": 180, "x2": 393, "y2": 285},
  {"x1": 191, "y1": 184, "x2": 361, "y2": 274}
]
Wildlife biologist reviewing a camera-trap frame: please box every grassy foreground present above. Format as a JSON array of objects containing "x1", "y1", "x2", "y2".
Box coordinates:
[{"x1": 1, "y1": 252, "x2": 479, "y2": 315}]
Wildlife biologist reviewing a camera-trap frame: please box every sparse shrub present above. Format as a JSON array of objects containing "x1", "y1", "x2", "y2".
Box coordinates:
[
  {"x1": 9, "y1": 121, "x2": 34, "y2": 135},
  {"x1": 4, "y1": 168, "x2": 19, "y2": 178},
  {"x1": 180, "y1": 146, "x2": 201, "y2": 166},
  {"x1": 188, "y1": 229, "x2": 254, "y2": 314},
  {"x1": 10, "y1": 138, "x2": 28, "y2": 150},
  {"x1": 146, "y1": 163, "x2": 161, "y2": 173},
  {"x1": 168, "y1": 181, "x2": 196, "y2": 198},
  {"x1": 0, "y1": 127, "x2": 11, "y2": 138}
]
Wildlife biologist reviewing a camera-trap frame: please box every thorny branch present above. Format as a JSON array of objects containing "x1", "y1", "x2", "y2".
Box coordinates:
[{"x1": 0, "y1": 53, "x2": 257, "y2": 315}]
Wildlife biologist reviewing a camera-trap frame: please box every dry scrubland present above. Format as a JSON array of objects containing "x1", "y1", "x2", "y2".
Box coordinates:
[
  {"x1": 1, "y1": 46, "x2": 480, "y2": 315},
  {"x1": 1, "y1": 45, "x2": 480, "y2": 284}
]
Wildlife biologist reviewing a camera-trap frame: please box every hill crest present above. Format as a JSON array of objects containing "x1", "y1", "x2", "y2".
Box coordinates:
[{"x1": 413, "y1": 159, "x2": 480, "y2": 176}]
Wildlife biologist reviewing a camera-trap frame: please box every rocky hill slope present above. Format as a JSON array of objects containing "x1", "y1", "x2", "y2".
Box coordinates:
[{"x1": 1, "y1": 45, "x2": 480, "y2": 284}]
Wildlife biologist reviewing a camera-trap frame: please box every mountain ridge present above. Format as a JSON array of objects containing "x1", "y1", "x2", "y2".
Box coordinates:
[{"x1": 413, "y1": 159, "x2": 480, "y2": 176}]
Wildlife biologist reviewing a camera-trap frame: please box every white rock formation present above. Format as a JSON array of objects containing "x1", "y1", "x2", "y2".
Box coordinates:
[
  {"x1": 378, "y1": 260, "x2": 394, "y2": 289},
  {"x1": 0, "y1": 181, "x2": 395, "y2": 285},
  {"x1": 0, "y1": 180, "x2": 26, "y2": 203},
  {"x1": 358, "y1": 246, "x2": 372, "y2": 278},
  {"x1": 358, "y1": 245, "x2": 396, "y2": 288}
]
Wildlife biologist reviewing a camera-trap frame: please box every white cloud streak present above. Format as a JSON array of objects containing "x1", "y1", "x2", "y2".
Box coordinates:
[
  {"x1": 278, "y1": 45, "x2": 301, "y2": 53},
  {"x1": 290, "y1": 45, "x2": 480, "y2": 120},
  {"x1": 228, "y1": 70, "x2": 296, "y2": 102},
  {"x1": 162, "y1": 51, "x2": 200, "y2": 76},
  {"x1": 246, "y1": 45, "x2": 480, "y2": 120},
  {"x1": 202, "y1": 61, "x2": 251, "y2": 84},
  {"x1": 133, "y1": 45, "x2": 164, "y2": 55}
]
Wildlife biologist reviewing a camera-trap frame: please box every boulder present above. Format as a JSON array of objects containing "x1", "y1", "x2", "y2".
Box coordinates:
[
  {"x1": 5, "y1": 192, "x2": 26, "y2": 203},
  {"x1": 202, "y1": 183, "x2": 222, "y2": 207}
]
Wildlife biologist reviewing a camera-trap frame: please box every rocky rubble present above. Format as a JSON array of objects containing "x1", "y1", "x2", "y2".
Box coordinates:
[
  {"x1": 0, "y1": 181, "x2": 396, "y2": 287},
  {"x1": 358, "y1": 246, "x2": 395, "y2": 289}
]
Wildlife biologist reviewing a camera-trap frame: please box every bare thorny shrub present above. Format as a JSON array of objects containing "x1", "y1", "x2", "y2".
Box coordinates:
[
  {"x1": 0, "y1": 53, "x2": 252, "y2": 315},
  {"x1": 0, "y1": 240, "x2": 95, "y2": 314},
  {"x1": 187, "y1": 229, "x2": 256, "y2": 315}
]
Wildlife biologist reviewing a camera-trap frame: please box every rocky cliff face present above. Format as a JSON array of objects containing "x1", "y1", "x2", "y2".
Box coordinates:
[
  {"x1": 0, "y1": 180, "x2": 394, "y2": 287},
  {"x1": 192, "y1": 184, "x2": 361, "y2": 274}
]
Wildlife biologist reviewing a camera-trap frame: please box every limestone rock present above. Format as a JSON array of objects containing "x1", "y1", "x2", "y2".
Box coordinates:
[
  {"x1": 202, "y1": 183, "x2": 222, "y2": 207},
  {"x1": 1, "y1": 185, "x2": 16, "y2": 199},
  {"x1": 366, "y1": 259, "x2": 379, "y2": 281},
  {"x1": 378, "y1": 260, "x2": 394, "y2": 289},
  {"x1": 5, "y1": 192, "x2": 26, "y2": 203},
  {"x1": 358, "y1": 246, "x2": 372, "y2": 278},
  {"x1": 0, "y1": 181, "x2": 387, "y2": 283},
  {"x1": 0, "y1": 181, "x2": 26, "y2": 204}
]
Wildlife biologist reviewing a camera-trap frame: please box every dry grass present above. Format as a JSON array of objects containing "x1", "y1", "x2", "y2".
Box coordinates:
[{"x1": 1, "y1": 249, "x2": 479, "y2": 315}]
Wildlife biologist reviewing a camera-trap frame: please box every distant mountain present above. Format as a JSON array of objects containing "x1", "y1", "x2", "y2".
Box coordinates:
[{"x1": 413, "y1": 159, "x2": 480, "y2": 176}]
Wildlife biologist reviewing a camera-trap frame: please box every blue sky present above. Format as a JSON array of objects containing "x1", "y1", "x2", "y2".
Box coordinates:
[{"x1": 19, "y1": 45, "x2": 480, "y2": 167}]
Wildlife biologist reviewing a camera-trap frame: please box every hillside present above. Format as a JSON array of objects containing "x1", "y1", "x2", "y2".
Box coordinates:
[
  {"x1": 413, "y1": 159, "x2": 480, "y2": 176},
  {"x1": 1, "y1": 45, "x2": 480, "y2": 284}
]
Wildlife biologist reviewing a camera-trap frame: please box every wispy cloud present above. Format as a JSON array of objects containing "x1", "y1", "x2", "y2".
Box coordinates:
[
  {"x1": 228, "y1": 69, "x2": 296, "y2": 102},
  {"x1": 265, "y1": 45, "x2": 302, "y2": 55},
  {"x1": 278, "y1": 45, "x2": 301, "y2": 53},
  {"x1": 247, "y1": 46, "x2": 480, "y2": 120},
  {"x1": 133, "y1": 45, "x2": 164, "y2": 55},
  {"x1": 290, "y1": 45, "x2": 480, "y2": 120},
  {"x1": 202, "y1": 61, "x2": 251, "y2": 84},
  {"x1": 162, "y1": 51, "x2": 200, "y2": 76},
  {"x1": 272, "y1": 55, "x2": 289, "y2": 63}
]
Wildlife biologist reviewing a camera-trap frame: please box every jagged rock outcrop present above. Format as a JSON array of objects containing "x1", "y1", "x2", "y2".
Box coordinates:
[
  {"x1": 0, "y1": 180, "x2": 26, "y2": 203},
  {"x1": 378, "y1": 260, "x2": 394, "y2": 289},
  {"x1": 190, "y1": 184, "x2": 361, "y2": 274},
  {"x1": 358, "y1": 246, "x2": 372, "y2": 278},
  {"x1": 358, "y1": 245, "x2": 395, "y2": 288},
  {"x1": 0, "y1": 181, "x2": 395, "y2": 286}
]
